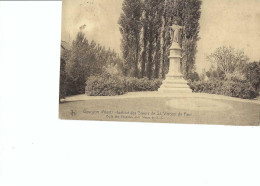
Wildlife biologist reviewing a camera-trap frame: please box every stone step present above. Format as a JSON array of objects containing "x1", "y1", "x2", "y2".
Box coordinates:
[
  {"x1": 158, "y1": 87, "x2": 192, "y2": 93},
  {"x1": 166, "y1": 74, "x2": 183, "y2": 78},
  {"x1": 163, "y1": 79, "x2": 188, "y2": 84},
  {"x1": 160, "y1": 84, "x2": 190, "y2": 88}
]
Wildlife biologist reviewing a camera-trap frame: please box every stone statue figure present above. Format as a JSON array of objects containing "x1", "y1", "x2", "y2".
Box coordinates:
[
  {"x1": 170, "y1": 21, "x2": 184, "y2": 44},
  {"x1": 158, "y1": 21, "x2": 192, "y2": 93}
]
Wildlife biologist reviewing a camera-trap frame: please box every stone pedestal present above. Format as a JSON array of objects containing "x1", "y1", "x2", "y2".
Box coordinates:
[{"x1": 158, "y1": 42, "x2": 192, "y2": 93}]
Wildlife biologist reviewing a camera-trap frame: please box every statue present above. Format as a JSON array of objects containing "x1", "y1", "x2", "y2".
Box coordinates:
[
  {"x1": 170, "y1": 21, "x2": 184, "y2": 44},
  {"x1": 158, "y1": 21, "x2": 192, "y2": 93}
]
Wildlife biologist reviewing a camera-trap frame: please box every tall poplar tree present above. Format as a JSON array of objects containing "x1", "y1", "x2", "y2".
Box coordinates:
[
  {"x1": 119, "y1": 0, "x2": 202, "y2": 79},
  {"x1": 143, "y1": 0, "x2": 165, "y2": 79},
  {"x1": 118, "y1": 0, "x2": 143, "y2": 77},
  {"x1": 172, "y1": 0, "x2": 202, "y2": 76}
]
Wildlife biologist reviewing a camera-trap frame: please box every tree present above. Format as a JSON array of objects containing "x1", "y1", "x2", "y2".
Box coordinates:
[
  {"x1": 59, "y1": 58, "x2": 67, "y2": 101},
  {"x1": 207, "y1": 46, "x2": 249, "y2": 76},
  {"x1": 141, "y1": 10, "x2": 148, "y2": 78},
  {"x1": 142, "y1": 0, "x2": 165, "y2": 79},
  {"x1": 65, "y1": 32, "x2": 123, "y2": 95},
  {"x1": 119, "y1": 0, "x2": 202, "y2": 79},
  {"x1": 59, "y1": 41, "x2": 71, "y2": 101},
  {"x1": 118, "y1": 0, "x2": 143, "y2": 77},
  {"x1": 244, "y1": 61, "x2": 260, "y2": 91},
  {"x1": 172, "y1": 0, "x2": 202, "y2": 77},
  {"x1": 154, "y1": 1, "x2": 164, "y2": 78},
  {"x1": 66, "y1": 32, "x2": 94, "y2": 94},
  {"x1": 160, "y1": 0, "x2": 172, "y2": 78},
  {"x1": 206, "y1": 67, "x2": 225, "y2": 80}
]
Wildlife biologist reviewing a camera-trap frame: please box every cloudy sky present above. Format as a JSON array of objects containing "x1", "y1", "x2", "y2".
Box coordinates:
[{"x1": 62, "y1": 0, "x2": 260, "y2": 72}]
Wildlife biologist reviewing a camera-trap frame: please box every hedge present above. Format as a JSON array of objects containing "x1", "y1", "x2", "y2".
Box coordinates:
[
  {"x1": 85, "y1": 74, "x2": 163, "y2": 96},
  {"x1": 124, "y1": 77, "x2": 162, "y2": 92},
  {"x1": 189, "y1": 80, "x2": 259, "y2": 99}
]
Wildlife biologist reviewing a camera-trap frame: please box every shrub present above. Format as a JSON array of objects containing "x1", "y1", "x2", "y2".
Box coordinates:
[
  {"x1": 85, "y1": 73, "x2": 126, "y2": 96},
  {"x1": 189, "y1": 80, "x2": 258, "y2": 99},
  {"x1": 243, "y1": 61, "x2": 260, "y2": 91},
  {"x1": 85, "y1": 74, "x2": 163, "y2": 96},
  {"x1": 186, "y1": 71, "x2": 200, "y2": 82},
  {"x1": 124, "y1": 77, "x2": 162, "y2": 92}
]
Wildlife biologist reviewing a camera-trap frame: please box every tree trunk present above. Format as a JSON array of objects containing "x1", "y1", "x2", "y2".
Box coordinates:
[
  {"x1": 141, "y1": 27, "x2": 147, "y2": 78},
  {"x1": 154, "y1": 32, "x2": 161, "y2": 78},
  {"x1": 134, "y1": 41, "x2": 139, "y2": 77},
  {"x1": 147, "y1": 37, "x2": 154, "y2": 80}
]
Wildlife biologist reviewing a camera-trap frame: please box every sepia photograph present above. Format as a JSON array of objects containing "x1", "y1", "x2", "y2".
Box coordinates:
[
  {"x1": 2, "y1": 2, "x2": 260, "y2": 186},
  {"x1": 59, "y1": 0, "x2": 260, "y2": 126}
]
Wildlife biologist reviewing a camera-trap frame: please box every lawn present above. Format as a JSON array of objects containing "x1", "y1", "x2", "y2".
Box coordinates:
[{"x1": 59, "y1": 96, "x2": 260, "y2": 126}]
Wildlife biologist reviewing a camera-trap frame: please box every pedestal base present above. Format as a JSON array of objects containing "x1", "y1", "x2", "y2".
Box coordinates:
[
  {"x1": 158, "y1": 74, "x2": 192, "y2": 93},
  {"x1": 158, "y1": 41, "x2": 192, "y2": 93}
]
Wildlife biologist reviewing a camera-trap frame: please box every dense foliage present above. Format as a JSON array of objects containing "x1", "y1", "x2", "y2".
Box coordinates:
[
  {"x1": 189, "y1": 80, "x2": 258, "y2": 99},
  {"x1": 118, "y1": 0, "x2": 202, "y2": 79},
  {"x1": 59, "y1": 32, "x2": 124, "y2": 99},
  {"x1": 59, "y1": 58, "x2": 67, "y2": 101},
  {"x1": 66, "y1": 32, "x2": 124, "y2": 94},
  {"x1": 86, "y1": 73, "x2": 127, "y2": 96},
  {"x1": 59, "y1": 43, "x2": 71, "y2": 101},
  {"x1": 124, "y1": 77, "x2": 162, "y2": 92},
  {"x1": 189, "y1": 48, "x2": 260, "y2": 99},
  {"x1": 60, "y1": 30, "x2": 165, "y2": 98},
  {"x1": 186, "y1": 71, "x2": 200, "y2": 82},
  {"x1": 243, "y1": 61, "x2": 260, "y2": 91},
  {"x1": 207, "y1": 46, "x2": 249, "y2": 77},
  {"x1": 85, "y1": 69, "x2": 163, "y2": 96},
  {"x1": 118, "y1": 0, "x2": 143, "y2": 77}
]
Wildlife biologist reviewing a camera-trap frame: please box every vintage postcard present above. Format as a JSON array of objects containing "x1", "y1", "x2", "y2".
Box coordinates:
[{"x1": 59, "y1": 0, "x2": 260, "y2": 126}]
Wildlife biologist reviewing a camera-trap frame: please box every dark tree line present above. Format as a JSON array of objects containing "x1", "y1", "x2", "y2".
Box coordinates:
[{"x1": 118, "y1": 0, "x2": 202, "y2": 79}]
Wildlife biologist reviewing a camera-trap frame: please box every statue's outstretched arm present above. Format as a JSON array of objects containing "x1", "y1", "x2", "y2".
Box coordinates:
[{"x1": 170, "y1": 26, "x2": 175, "y2": 31}]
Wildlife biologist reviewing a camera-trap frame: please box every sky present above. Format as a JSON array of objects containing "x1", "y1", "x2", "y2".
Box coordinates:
[
  {"x1": 196, "y1": 0, "x2": 260, "y2": 72},
  {"x1": 62, "y1": 0, "x2": 260, "y2": 73},
  {"x1": 61, "y1": 0, "x2": 123, "y2": 52}
]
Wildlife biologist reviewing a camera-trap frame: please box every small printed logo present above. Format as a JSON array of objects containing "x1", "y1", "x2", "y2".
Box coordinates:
[{"x1": 70, "y1": 110, "x2": 77, "y2": 117}]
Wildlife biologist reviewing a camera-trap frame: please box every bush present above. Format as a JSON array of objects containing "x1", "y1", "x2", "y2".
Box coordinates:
[
  {"x1": 85, "y1": 73, "x2": 163, "y2": 96},
  {"x1": 186, "y1": 71, "x2": 200, "y2": 82},
  {"x1": 243, "y1": 61, "x2": 260, "y2": 91},
  {"x1": 189, "y1": 80, "x2": 259, "y2": 99},
  {"x1": 124, "y1": 77, "x2": 162, "y2": 92},
  {"x1": 85, "y1": 73, "x2": 126, "y2": 96}
]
